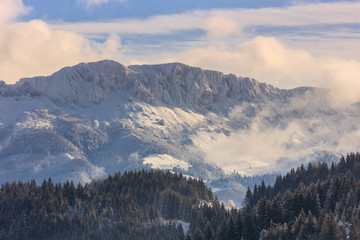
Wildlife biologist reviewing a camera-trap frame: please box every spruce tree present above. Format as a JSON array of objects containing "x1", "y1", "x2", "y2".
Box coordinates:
[
  {"x1": 236, "y1": 211, "x2": 243, "y2": 240},
  {"x1": 256, "y1": 197, "x2": 270, "y2": 231},
  {"x1": 185, "y1": 232, "x2": 192, "y2": 240},
  {"x1": 218, "y1": 219, "x2": 228, "y2": 240},
  {"x1": 296, "y1": 225, "x2": 307, "y2": 240},
  {"x1": 227, "y1": 217, "x2": 237, "y2": 240},
  {"x1": 242, "y1": 204, "x2": 257, "y2": 240},
  {"x1": 320, "y1": 211, "x2": 339, "y2": 240},
  {"x1": 193, "y1": 227, "x2": 202, "y2": 240},
  {"x1": 176, "y1": 224, "x2": 185, "y2": 240},
  {"x1": 203, "y1": 222, "x2": 215, "y2": 240},
  {"x1": 349, "y1": 217, "x2": 360, "y2": 240}
]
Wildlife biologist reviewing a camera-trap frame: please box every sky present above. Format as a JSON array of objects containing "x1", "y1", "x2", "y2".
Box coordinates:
[{"x1": 1, "y1": 0, "x2": 360, "y2": 100}]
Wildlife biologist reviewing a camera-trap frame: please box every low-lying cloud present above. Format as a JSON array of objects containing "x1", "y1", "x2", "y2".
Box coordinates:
[{"x1": 197, "y1": 97, "x2": 360, "y2": 175}]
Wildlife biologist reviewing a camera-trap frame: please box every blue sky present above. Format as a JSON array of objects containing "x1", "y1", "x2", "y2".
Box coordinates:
[
  {"x1": 20, "y1": 0, "x2": 306, "y2": 21},
  {"x1": 1, "y1": 0, "x2": 360, "y2": 100},
  {"x1": 20, "y1": 0, "x2": 360, "y2": 24}
]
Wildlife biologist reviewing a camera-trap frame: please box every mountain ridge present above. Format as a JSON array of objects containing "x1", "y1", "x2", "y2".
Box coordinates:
[
  {"x1": 0, "y1": 60, "x2": 317, "y2": 109},
  {"x1": 0, "y1": 59, "x2": 355, "y2": 205}
]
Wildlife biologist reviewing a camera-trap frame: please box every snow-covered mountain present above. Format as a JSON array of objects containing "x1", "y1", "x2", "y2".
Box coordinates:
[{"x1": 1, "y1": 60, "x2": 359, "y2": 205}]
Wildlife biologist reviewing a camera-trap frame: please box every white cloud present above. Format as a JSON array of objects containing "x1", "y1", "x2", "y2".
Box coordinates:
[
  {"x1": 201, "y1": 122, "x2": 304, "y2": 175},
  {"x1": 78, "y1": 0, "x2": 126, "y2": 8},
  {"x1": 196, "y1": 93, "x2": 360, "y2": 175},
  {"x1": 0, "y1": 0, "x2": 31, "y2": 23},
  {"x1": 51, "y1": 12, "x2": 206, "y2": 35},
  {"x1": 0, "y1": 1, "x2": 123, "y2": 84},
  {"x1": 53, "y1": 2, "x2": 360, "y2": 35},
  {"x1": 170, "y1": 36, "x2": 360, "y2": 104},
  {"x1": 206, "y1": 15, "x2": 238, "y2": 38}
]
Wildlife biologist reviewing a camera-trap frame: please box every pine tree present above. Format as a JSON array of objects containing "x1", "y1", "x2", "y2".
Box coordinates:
[
  {"x1": 176, "y1": 224, "x2": 185, "y2": 240},
  {"x1": 218, "y1": 219, "x2": 228, "y2": 240},
  {"x1": 296, "y1": 225, "x2": 307, "y2": 240},
  {"x1": 236, "y1": 211, "x2": 243, "y2": 240},
  {"x1": 242, "y1": 204, "x2": 257, "y2": 240},
  {"x1": 292, "y1": 210, "x2": 305, "y2": 237},
  {"x1": 349, "y1": 217, "x2": 360, "y2": 240},
  {"x1": 227, "y1": 217, "x2": 237, "y2": 240},
  {"x1": 304, "y1": 211, "x2": 318, "y2": 238},
  {"x1": 320, "y1": 211, "x2": 340, "y2": 240},
  {"x1": 193, "y1": 227, "x2": 202, "y2": 240},
  {"x1": 256, "y1": 197, "x2": 270, "y2": 231},
  {"x1": 245, "y1": 187, "x2": 253, "y2": 206},
  {"x1": 185, "y1": 232, "x2": 192, "y2": 240},
  {"x1": 203, "y1": 222, "x2": 215, "y2": 240},
  {"x1": 269, "y1": 194, "x2": 283, "y2": 223}
]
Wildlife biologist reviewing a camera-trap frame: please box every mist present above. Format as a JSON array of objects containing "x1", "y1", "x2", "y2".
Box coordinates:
[{"x1": 193, "y1": 95, "x2": 360, "y2": 176}]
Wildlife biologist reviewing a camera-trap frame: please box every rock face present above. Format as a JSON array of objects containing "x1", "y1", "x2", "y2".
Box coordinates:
[
  {"x1": 0, "y1": 59, "x2": 357, "y2": 205},
  {"x1": 129, "y1": 62, "x2": 285, "y2": 107},
  {"x1": 1, "y1": 60, "x2": 291, "y2": 108}
]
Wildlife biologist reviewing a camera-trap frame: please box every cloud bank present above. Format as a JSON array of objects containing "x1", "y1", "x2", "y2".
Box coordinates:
[
  {"x1": 172, "y1": 36, "x2": 360, "y2": 104},
  {"x1": 54, "y1": 2, "x2": 360, "y2": 35},
  {"x1": 0, "y1": 0, "x2": 30, "y2": 23},
  {"x1": 196, "y1": 96, "x2": 360, "y2": 175},
  {"x1": 0, "y1": 1, "x2": 123, "y2": 84}
]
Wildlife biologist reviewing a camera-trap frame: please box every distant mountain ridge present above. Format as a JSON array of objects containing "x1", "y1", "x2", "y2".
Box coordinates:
[{"x1": 0, "y1": 60, "x2": 314, "y2": 108}]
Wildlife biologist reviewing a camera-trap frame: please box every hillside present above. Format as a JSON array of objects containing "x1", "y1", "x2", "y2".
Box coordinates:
[
  {"x1": 0, "y1": 170, "x2": 213, "y2": 240},
  {"x1": 1, "y1": 60, "x2": 360, "y2": 205},
  {"x1": 2, "y1": 154, "x2": 360, "y2": 239}
]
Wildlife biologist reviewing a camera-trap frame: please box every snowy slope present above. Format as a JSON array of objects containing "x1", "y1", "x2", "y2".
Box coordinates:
[{"x1": 1, "y1": 60, "x2": 359, "y2": 205}]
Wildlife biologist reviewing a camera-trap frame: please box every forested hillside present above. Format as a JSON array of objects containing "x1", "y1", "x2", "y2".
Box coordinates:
[
  {"x1": 0, "y1": 170, "x2": 213, "y2": 239},
  {"x1": 242, "y1": 152, "x2": 360, "y2": 239},
  {"x1": 2, "y1": 153, "x2": 360, "y2": 239}
]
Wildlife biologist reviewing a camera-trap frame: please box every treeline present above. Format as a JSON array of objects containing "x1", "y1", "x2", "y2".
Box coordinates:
[
  {"x1": 3, "y1": 153, "x2": 360, "y2": 239},
  {"x1": 184, "y1": 152, "x2": 360, "y2": 239},
  {"x1": 247, "y1": 152, "x2": 360, "y2": 206},
  {"x1": 240, "y1": 152, "x2": 360, "y2": 239},
  {"x1": 0, "y1": 170, "x2": 213, "y2": 239}
]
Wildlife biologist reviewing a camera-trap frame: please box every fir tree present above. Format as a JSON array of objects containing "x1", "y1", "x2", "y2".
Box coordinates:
[
  {"x1": 242, "y1": 204, "x2": 257, "y2": 240},
  {"x1": 203, "y1": 222, "x2": 215, "y2": 240},
  {"x1": 185, "y1": 232, "x2": 192, "y2": 240},
  {"x1": 217, "y1": 219, "x2": 228, "y2": 240},
  {"x1": 320, "y1": 211, "x2": 340, "y2": 240},
  {"x1": 193, "y1": 227, "x2": 202, "y2": 240},
  {"x1": 227, "y1": 217, "x2": 237, "y2": 240}
]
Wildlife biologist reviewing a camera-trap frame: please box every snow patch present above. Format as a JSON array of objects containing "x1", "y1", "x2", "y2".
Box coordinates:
[
  {"x1": 143, "y1": 154, "x2": 191, "y2": 171},
  {"x1": 65, "y1": 153, "x2": 76, "y2": 160}
]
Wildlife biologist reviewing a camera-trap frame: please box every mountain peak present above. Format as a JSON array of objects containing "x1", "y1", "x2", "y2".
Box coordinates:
[
  {"x1": 0, "y1": 60, "x2": 302, "y2": 108},
  {"x1": 0, "y1": 60, "x2": 131, "y2": 106}
]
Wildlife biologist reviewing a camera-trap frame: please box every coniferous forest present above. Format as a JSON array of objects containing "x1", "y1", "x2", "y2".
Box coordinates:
[{"x1": 2, "y1": 153, "x2": 360, "y2": 239}]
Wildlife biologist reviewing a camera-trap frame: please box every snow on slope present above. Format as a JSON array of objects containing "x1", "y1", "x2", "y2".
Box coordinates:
[
  {"x1": 143, "y1": 154, "x2": 191, "y2": 171},
  {"x1": 1, "y1": 59, "x2": 359, "y2": 205},
  {"x1": 0, "y1": 61, "x2": 131, "y2": 107}
]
